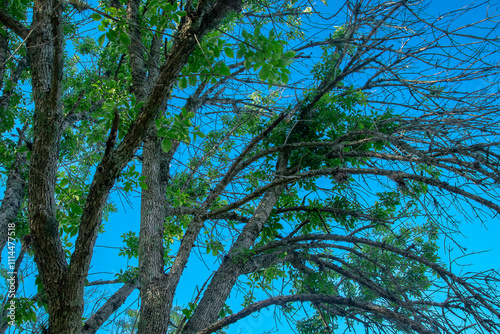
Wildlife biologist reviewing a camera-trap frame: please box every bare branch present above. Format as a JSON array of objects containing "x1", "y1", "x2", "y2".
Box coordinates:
[
  {"x1": 82, "y1": 280, "x2": 138, "y2": 334},
  {"x1": 198, "y1": 294, "x2": 434, "y2": 334}
]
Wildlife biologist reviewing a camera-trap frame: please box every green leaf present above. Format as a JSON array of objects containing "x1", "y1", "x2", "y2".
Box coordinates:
[
  {"x1": 277, "y1": 58, "x2": 293, "y2": 68},
  {"x1": 213, "y1": 46, "x2": 221, "y2": 58},
  {"x1": 98, "y1": 33, "x2": 106, "y2": 47},
  {"x1": 161, "y1": 138, "x2": 173, "y2": 152},
  {"x1": 244, "y1": 59, "x2": 252, "y2": 70},
  {"x1": 144, "y1": 9, "x2": 154, "y2": 19},
  {"x1": 18, "y1": 146, "x2": 29, "y2": 153},
  {"x1": 70, "y1": 203, "x2": 83, "y2": 215},
  {"x1": 119, "y1": 32, "x2": 131, "y2": 45},
  {"x1": 224, "y1": 47, "x2": 234, "y2": 58},
  {"x1": 254, "y1": 26, "x2": 261, "y2": 37},
  {"x1": 182, "y1": 309, "x2": 191, "y2": 318},
  {"x1": 220, "y1": 63, "x2": 230, "y2": 76},
  {"x1": 282, "y1": 50, "x2": 296, "y2": 58},
  {"x1": 188, "y1": 75, "x2": 197, "y2": 86},
  {"x1": 237, "y1": 48, "x2": 245, "y2": 59},
  {"x1": 259, "y1": 67, "x2": 269, "y2": 81},
  {"x1": 179, "y1": 77, "x2": 188, "y2": 90},
  {"x1": 139, "y1": 181, "x2": 148, "y2": 190},
  {"x1": 281, "y1": 73, "x2": 289, "y2": 83},
  {"x1": 60, "y1": 178, "x2": 69, "y2": 188},
  {"x1": 106, "y1": 29, "x2": 118, "y2": 42},
  {"x1": 264, "y1": 48, "x2": 272, "y2": 60},
  {"x1": 91, "y1": 13, "x2": 102, "y2": 21}
]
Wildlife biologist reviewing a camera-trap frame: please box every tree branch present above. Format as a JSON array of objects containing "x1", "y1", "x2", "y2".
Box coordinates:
[
  {"x1": 82, "y1": 280, "x2": 138, "y2": 334},
  {"x1": 0, "y1": 8, "x2": 29, "y2": 39},
  {"x1": 0, "y1": 123, "x2": 28, "y2": 261},
  {"x1": 197, "y1": 294, "x2": 434, "y2": 334}
]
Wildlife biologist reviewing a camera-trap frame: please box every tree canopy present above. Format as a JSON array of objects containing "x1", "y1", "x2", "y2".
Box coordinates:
[{"x1": 1, "y1": 0, "x2": 500, "y2": 333}]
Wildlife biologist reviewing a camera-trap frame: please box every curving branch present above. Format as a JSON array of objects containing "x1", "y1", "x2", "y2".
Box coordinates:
[
  {"x1": 262, "y1": 232, "x2": 500, "y2": 319},
  {"x1": 197, "y1": 293, "x2": 434, "y2": 334}
]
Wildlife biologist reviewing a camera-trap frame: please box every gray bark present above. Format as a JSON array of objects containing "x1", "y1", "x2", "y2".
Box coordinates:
[
  {"x1": 181, "y1": 152, "x2": 289, "y2": 333},
  {"x1": 27, "y1": 1, "x2": 75, "y2": 333},
  {"x1": 136, "y1": 131, "x2": 172, "y2": 334},
  {"x1": 130, "y1": 1, "x2": 243, "y2": 333}
]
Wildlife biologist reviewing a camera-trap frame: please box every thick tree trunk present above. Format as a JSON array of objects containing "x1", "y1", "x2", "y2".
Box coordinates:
[
  {"x1": 133, "y1": 1, "x2": 243, "y2": 333},
  {"x1": 27, "y1": 0, "x2": 83, "y2": 332},
  {"x1": 136, "y1": 131, "x2": 172, "y2": 333},
  {"x1": 126, "y1": 1, "x2": 173, "y2": 330}
]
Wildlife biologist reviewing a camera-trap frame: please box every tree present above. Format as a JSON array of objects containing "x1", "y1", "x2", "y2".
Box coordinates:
[{"x1": 0, "y1": 0, "x2": 499, "y2": 333}]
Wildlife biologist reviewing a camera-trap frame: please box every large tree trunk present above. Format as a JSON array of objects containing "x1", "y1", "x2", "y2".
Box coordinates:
[
  {"x1": 27, "y1": 0, "x2": 82, "y2": 332},
  {"x1": 137, "y1": 131, "x2": 172, "y2": 333}
]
